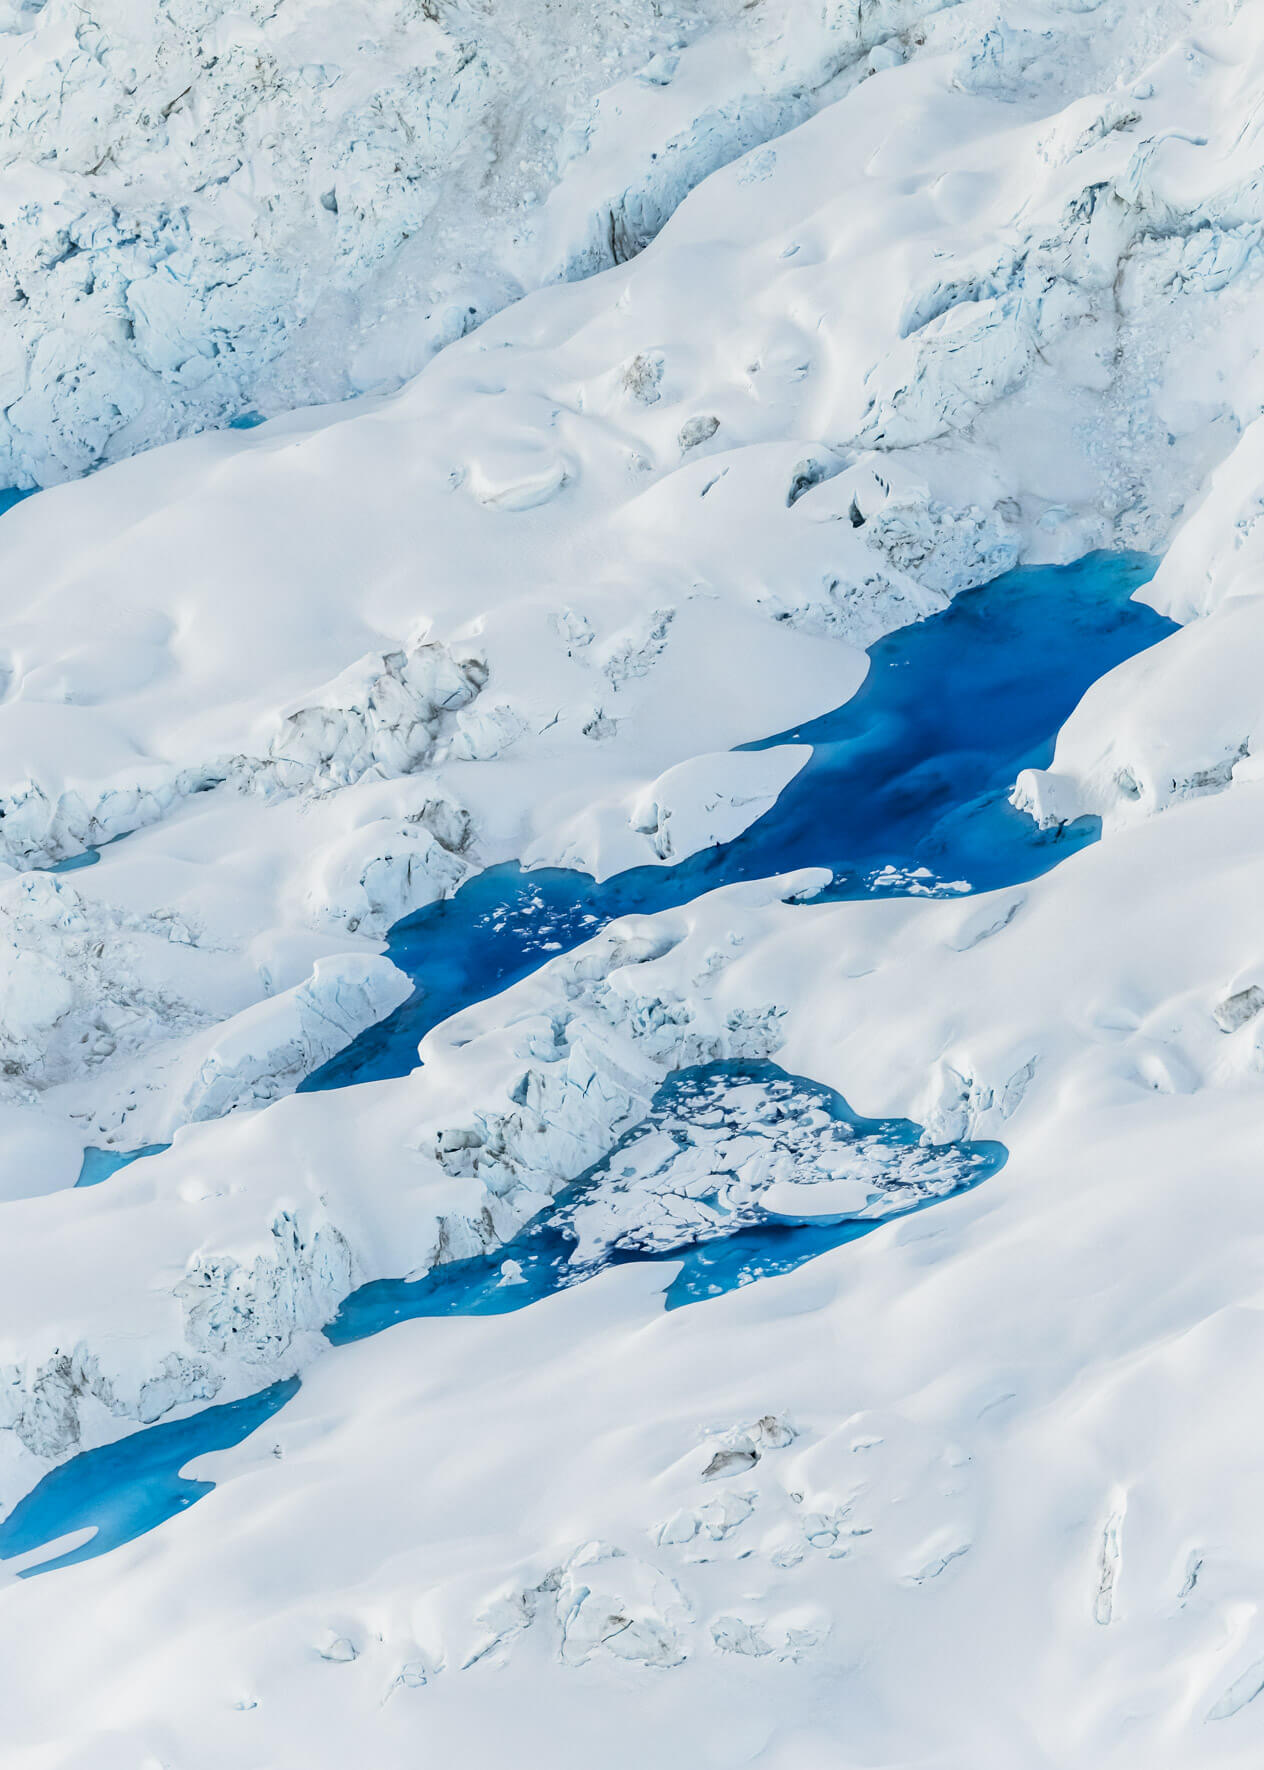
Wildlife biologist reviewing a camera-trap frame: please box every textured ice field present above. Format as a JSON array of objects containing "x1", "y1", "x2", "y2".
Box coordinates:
[{"x1": 4, "y1": 0, "x2": 1264, "y2": 1764}]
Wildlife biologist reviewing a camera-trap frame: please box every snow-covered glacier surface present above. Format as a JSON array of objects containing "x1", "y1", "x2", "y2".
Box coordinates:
[{"x1": 7, "y1": 0, "x2": 1264, "y2": 1764}]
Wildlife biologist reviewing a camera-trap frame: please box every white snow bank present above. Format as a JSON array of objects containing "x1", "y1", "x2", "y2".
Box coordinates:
[
  {"x1": 530, "y1": 743, "x2": 812, "y2": 878},
  {"x1": 1014, "y1": 419, "x2": 1264, "y2": 832},
  {"x1": 625, "y1": 746, "x2": 811, "y2": 864}
]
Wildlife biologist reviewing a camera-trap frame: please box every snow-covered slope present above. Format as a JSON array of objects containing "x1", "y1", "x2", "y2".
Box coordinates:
[
  {"x1": 0, "y1": 0, "x2": 1260, "y2": 1146},
  {"x1": 0, "y1": 0, "x2": 963, "y2": 485},
  {"x1": 0, "y1": 0, "x2": 1251, "y2": 494},
  {"x1": 4, "y1": 0, "x2": 1264, "y2": 1764}
]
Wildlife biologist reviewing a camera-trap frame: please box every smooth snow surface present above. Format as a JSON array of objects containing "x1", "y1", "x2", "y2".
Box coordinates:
[{"x1": 7, "y1": 0, "x2": 1264, "y2": 1763}]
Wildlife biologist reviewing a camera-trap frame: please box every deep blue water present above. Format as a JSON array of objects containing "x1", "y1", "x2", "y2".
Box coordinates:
[
  {"x1": 4, "y1": 549, "x2": 1176, "y2": 1575},
  {"x1": 49, "y1": 827, "x2": 141, "y2": 875},
  {"x1": 302, "y1": 551, "x2": 1173, "y2": 1093},
  {"x1": 76, "y1": 1145, "x2": 169, "y2": 1188},
  {"x1": 0, "y1": 1381, "x2": 299, "y2": 1575},
  {"x1": 0, "y1": 487, "x2": 35, "y2": 520}
]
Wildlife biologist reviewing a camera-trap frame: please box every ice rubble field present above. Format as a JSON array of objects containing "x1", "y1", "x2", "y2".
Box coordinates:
[{"x1": 5, "y1": 0, "x2": 1264, "y2": 1762}]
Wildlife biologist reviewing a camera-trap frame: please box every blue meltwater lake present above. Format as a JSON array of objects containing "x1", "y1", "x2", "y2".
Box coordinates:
[
  {"x1": 301, "y1": 550, "x2": 1173, "y2": 1091},
  {"x1": 3, "y1": 1059, "x2": 1003, "y2": 1576},
  {"x1": 326, "y1": 1059, "x2": 1008, "y2": 1335},
  {"x1": 5, "y1": 550, "x2": 1176, "y2": 1575}
]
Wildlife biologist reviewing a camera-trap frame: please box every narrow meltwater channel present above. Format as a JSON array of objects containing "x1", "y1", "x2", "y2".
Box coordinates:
[{"x1": 11, "y1": 550, "x2": 1175, "y2": 1576}]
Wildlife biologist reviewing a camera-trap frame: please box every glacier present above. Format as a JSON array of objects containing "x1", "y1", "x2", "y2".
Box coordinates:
[{"x1": 2, "y1": 0, "x2": 1264, "y2": 1764}]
